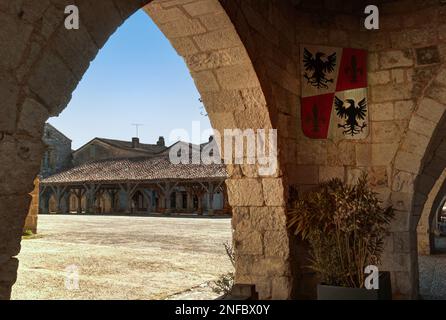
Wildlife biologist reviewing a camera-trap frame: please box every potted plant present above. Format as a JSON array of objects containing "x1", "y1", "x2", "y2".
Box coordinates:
[{"x1": 287, "y1": 173, "x2": 394, "y2": 300}]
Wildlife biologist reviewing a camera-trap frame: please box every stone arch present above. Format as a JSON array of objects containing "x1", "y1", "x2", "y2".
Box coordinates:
[
  {"x1": 417, "y1": 169, "x2": 446, "y2": 255},
  {"x1": 0, "y1": 0, "x2": 290, "y2": 300},
  {"x1": 390, "y1": 65, "x2": 446, "y2": 299}
]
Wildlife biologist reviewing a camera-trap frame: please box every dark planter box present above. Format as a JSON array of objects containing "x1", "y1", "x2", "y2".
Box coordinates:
[{"x1": 317, "y1": 272, "x2": 392, "y2": 300}]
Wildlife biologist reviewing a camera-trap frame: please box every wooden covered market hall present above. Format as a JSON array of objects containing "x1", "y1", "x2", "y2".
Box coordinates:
[
  {"x1": 40, "y1": 155, "x2": 229, "y2": 216},
  {"x1": 37, "y1": 124, "x2": 230, "y2": 216}
]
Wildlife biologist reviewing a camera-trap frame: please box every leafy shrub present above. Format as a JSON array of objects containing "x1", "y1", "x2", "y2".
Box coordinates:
[
  {"x1": 287, "y1": 173, "x2": 394, "y2": 288},
  {"x1": 22, "y1": 229, "x2": 34, "y2": 237},
  {"x1": 211, "y1": 242, "x2": 235, "y2": 296}
]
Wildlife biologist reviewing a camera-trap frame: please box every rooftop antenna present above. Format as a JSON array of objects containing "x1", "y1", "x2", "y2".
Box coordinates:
[{"x1": 131, "y1": 123, "x2": 144, "y2": 138}]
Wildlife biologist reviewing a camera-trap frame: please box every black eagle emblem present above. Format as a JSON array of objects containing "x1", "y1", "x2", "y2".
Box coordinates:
[
  {"x1": 335, "y1": 96, "x2": 367, "y2": 136},
  {"x1": 303, "y1": 48, "x2": 337, "y2": 89}
]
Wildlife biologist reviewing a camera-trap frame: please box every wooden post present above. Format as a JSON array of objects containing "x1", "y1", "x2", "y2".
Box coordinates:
[
  {"x1": 165, "y1": 183, "x2": 172, "y2": 214},
  {"x1": 62, "y1": 188, "x2": 70, "y2": 214},
  {"x1": 119, "y1": 183, "x2": 139, "y2": 214},
  {"x1": 156, "y1": 182, "x2": 178, "y2": 215},
  {"x1": 39, "y1": 184, "x2": 49, "y2": 214},
  {"x1": 84, "y1": 184, "x2": 101, "y2": 214},
  {"x1": 85, "y1": 184, "x2": 93, "y2": 214},
  {"x1": 74, "y1": 188, "x2": 84, "y2": 214},
  {"x1": 198, "y1": 195, "x2": 203, "y2": 215},
  {"x1": 187, "y1": 191, "x2": 193, "y2": 213},
  {"x1": 208, "y1": 182, "x2": 215, "y2": 216},
  {"x1": 50, "y1": 185, "x2": 67, "y2": 214},
  {"x1": 141, "y1": 189, "x2": 152, "y2": 214},
  {"x1": 106, "y1": 189, "x2": 118, "y2": 213}
]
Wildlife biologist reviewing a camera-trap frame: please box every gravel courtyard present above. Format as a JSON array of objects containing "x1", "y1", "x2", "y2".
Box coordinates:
[{"x1": 12, "y1": 215, "x2": 233, "y2": 300}]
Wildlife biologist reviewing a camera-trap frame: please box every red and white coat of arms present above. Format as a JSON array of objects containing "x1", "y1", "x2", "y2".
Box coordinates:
[{"x1": 300, "y1": 45, "x2": 368, "y2": 140}]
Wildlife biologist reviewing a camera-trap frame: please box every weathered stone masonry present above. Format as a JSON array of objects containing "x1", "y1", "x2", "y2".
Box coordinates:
[
  {"x1": 417, "y1": 169, "x2": 446, "y2": 255},
  {"x1": 2, "y1": 0, "x2": 446, "y2": 300},
  {"x1": 220, "y1": 0, "x2": 446, "y2": 299},
  {"x1": 0, "y1": 0, "x2": 290, "y2": 300}
]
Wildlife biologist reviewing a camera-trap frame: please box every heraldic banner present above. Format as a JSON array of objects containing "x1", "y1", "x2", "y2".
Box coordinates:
[{"x1": 300, "y1": 45, "x2": 368, "y2": 140}]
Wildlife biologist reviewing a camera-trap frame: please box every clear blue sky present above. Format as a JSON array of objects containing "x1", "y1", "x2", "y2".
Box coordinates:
[{"x1": 48, "y1": 9, "x2": 211, "y2": 150}]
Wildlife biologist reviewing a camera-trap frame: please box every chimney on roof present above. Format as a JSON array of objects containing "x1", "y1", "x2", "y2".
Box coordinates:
[
  {"x1": 157, "y1": 136, "x2": 165, "y2": 147},
  {"x1": 132, "y1": 137, "x2": 140, "y2": 148}
]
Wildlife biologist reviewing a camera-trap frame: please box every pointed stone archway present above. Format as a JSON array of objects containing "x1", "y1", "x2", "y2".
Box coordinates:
[
  {"x1": 3, "y1": 0, "x2": 446, "y2": 301},
  {"x1": 390, "y1": 65, "x2": 446, "y2": 299},
  {"x1": 417, "y1": 169, "x2": 446, "y2": 256},
  {"x1": 0, "y1": 0, "x2": 290, "y2": 300}
]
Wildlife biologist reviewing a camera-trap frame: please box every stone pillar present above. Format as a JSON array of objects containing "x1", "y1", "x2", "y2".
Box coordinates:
[
  {"x1": 23, "y1": 178, "x2": 39, "y2": 234},
  {"x1": 0, "y1": 137, "x2": 40, "y2": 299},
  {"x1": 0, "y1": 193, "x2": 35, "y2": 300},
  {"x1": 227, "y1": 177, "x2": 292, "y2": 300}
]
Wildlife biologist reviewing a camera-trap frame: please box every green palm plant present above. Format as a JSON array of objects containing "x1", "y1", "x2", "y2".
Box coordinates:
[{"x1": 287, "y1": 173, "x2": 394, "y2": 288}]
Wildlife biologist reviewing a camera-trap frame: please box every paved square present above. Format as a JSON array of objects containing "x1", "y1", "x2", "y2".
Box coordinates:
[
  {"x1": 419, "y1": 237, "x2": 446, "y2": 300},
  {"x1": 12, "y1": 215, "x2": 232, "y2": 300}
]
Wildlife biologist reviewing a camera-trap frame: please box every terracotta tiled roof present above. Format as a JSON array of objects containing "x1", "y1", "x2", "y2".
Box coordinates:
[
  {"x1": 41, "y1": 156, "x2": 227, "y2": 185},
  {"x1": 96, "y1": 138, "x2": 167, "y2": 154}
]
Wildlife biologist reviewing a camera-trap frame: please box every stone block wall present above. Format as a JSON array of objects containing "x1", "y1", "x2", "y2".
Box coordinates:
[
  {"x1": 0, "y1": 0, "x2": 292, "y2": 300},
  {"x1": 0, "y1": 0, "x2": 150, "y2": 300},
  {"x1": 218, "y1": 0, "x2": 446, "y2": 299},
  {"x1": 219, "y1": 0, "x2": 378, "y2": 299},
  {"x1": 373, "y1": 2, "x2": 446, "y2": 299},
  {"x1": 40, "y1": 124, "x2": 72, "y2": 178},
  {"x1": 417, "y1": 169, "x2": 446, "y2": 255},
  {"x1": 145, "y1": 0, "x2": 291, "y2": 300}
]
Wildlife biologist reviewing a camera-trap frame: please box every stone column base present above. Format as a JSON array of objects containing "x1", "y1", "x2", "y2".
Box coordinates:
[{"x1": 0, "y1": 257, "x2": 19, "y2": 300}]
